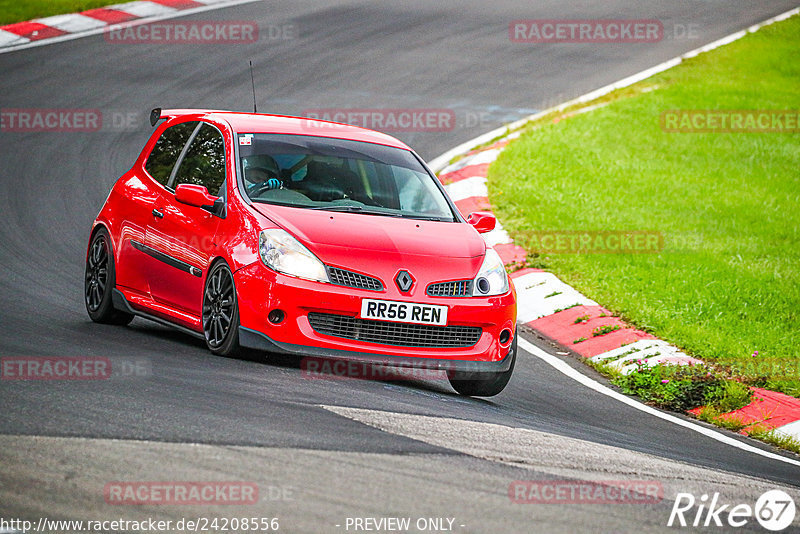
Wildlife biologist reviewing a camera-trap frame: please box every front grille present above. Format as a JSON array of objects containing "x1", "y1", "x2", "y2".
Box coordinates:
[
  {"x1": 308, "y1": 312, "x2": 482, "y2": 348},
  {"x1": 427, "y1": 280, "x2": 473, "y2": 297},
  {"x1": 327, "y1": 267, "x2": 383, "y2": 291}
]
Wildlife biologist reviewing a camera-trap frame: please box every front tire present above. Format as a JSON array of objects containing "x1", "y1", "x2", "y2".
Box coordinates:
[
  {"x1": 85, "y1": 228, "x2": 134, "y2": 325},
  {"x1": 448, "y1": 335, "x2": 516, "y2": 397},
  {"x1": 202, "y1": 261, "x2": 241, "y2": 356}
]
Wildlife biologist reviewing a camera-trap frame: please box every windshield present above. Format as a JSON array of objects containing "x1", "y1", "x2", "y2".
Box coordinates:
[{"x1": 237, "y1": 133, "x2": 456, "y2": 221}]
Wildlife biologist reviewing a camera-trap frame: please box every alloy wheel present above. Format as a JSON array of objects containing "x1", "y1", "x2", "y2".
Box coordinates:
[
  {"x1": 203, "y1": 265, "x2": 235, "y2": 347},
  {"x1": 85, "y1": 235, "x2": 109, "y2": 312}
]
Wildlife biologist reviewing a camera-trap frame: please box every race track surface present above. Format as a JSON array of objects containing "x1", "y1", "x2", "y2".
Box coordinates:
[{"x1": 1, "y1": 1, "x2": 798, "y2": 531}]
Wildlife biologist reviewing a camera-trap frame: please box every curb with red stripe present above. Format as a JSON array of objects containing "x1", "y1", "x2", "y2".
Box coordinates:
[
  {"x1": 437, "y1": 130, "x2": 800, "y2": 444},
  {"x1": 0, "y1": 0, "x2": 246, "y2": 49}
]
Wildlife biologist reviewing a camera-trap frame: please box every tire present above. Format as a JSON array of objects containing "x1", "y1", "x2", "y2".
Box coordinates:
[
  {"x1": 202, "y1": 261, "x2": 241, "y2": 356},
  {"x1": 448, "y1": 335, "x2": 516, "y2": 397},
  {"x1": 84, "y1": 228, "x2": 134, "y2": 325}
]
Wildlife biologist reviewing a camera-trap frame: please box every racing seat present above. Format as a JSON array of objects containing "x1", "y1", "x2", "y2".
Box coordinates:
[{"x1": 299, "y1": 161, "x2": 364, "y2": 202}]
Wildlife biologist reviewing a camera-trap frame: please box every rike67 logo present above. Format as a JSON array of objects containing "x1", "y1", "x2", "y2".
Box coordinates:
[{"x1": 668, "y1": 490, "x2": 796, "y2": 531}]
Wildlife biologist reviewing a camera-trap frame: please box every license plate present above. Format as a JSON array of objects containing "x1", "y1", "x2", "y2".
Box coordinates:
[{"x1": 360, "y1": 299, "x2": 448, "y2": 326}]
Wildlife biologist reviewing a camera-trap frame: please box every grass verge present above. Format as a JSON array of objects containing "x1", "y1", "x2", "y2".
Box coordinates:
[
  {"x1": 0, "y1": 0, "x2": 119, "y2": 26},
  {"x1": 489, "y1": 15, "x2": 800, "y2": 400},
  {"x1": 589, "y1": 359, "x2": 800, "y2": 454},
  {"x1": 586, "y1": 360, "x2": 752, "y2": 413}
]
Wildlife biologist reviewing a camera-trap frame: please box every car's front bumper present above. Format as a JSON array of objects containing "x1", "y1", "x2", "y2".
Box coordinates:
[
  {"x1": 234, "y1": 262, "x2": 517, "y2": 367},
  {"x1": 238, "y1": 326, "x2": 515, "y2": 373}
]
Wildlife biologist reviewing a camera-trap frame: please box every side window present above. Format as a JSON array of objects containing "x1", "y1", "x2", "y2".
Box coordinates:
[
  {"x1": 172, "y1": 123, "x2": 226, "y2": 196},
  {"x1": 144, "y1": 121, "x2": 198, "y2": 187}
]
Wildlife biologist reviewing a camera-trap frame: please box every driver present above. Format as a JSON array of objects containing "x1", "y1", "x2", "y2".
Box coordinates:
[{"x1": 243, "y1": 155, "x2": 282, "y2": 194}]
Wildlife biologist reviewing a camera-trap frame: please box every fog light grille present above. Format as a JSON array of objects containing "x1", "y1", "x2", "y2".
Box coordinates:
[
  {"x1": 327, "y1": 267, "x2": 383, "y2": 291},
  {"x1": 426, "y1": 280, "x2": 473, "y2": 297}
]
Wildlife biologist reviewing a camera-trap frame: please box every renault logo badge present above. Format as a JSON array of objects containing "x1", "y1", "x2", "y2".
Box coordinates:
[{"x1": 395, "y1": 270, "x2": 414, "y2": 292}]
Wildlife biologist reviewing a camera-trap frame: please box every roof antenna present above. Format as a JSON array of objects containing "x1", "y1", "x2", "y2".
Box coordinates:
[{"x1": 249, "y1": 60, "x2": 257, "y2": 113}]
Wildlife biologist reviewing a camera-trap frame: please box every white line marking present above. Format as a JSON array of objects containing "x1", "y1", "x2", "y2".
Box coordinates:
[
  {"x1": 517, "y1": 336, "x2": 800, "y2": 468},
  {"x1": 428, "y1": 6, "x2": 800, "y2": 172},
  {"x1": 0, "y1": 0, "x2": 263, "y2": 54}
]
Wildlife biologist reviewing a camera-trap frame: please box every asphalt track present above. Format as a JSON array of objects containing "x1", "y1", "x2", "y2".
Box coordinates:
[{"x1": 1, "y1": 1, "x2": 799, "y2": 532}]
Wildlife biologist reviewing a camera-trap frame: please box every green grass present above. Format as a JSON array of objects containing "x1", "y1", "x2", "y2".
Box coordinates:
[
  {"x1": 696, "y1": 408, "x2": 749, "y2": 433},
  {"x1": 586, "y1": 358, "x2": 752, "y2": 414},
  {"x1": 0, "y1": 0, "x2": 116, "y2": 25},
  {"x1": 489, "y1": 15, "x2": 800, "y2": 398},
  {"x1": 749, "y1": 425, "x2": 800, "y2": 455},
  {"x1": 592, "y1": 324, "x2": 621, "y2": 337},
  {"x1": 612, "y1": 363, "x2": 753, "y2": 413}
]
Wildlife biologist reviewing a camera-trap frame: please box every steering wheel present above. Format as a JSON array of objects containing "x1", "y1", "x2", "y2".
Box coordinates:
[{"x1": 246, "y1": 167, "x2": 283, "y2": 197}]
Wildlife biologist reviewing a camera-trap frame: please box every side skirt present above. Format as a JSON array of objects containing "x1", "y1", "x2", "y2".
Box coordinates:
[{"x1": 112, "y1": 288, "x2": 205, "y2": 340}]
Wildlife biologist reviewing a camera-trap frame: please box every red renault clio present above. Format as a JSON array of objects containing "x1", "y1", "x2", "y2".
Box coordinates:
[{"x1": 85, "y1": 109, "x2": 517, "y2": 396}]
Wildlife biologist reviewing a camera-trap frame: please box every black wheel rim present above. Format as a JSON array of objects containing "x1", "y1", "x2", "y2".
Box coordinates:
[
  {"x1": 203, "y1": 266, "x2": 234, "y2": 347},
  {"x1": 85, "y1": 235, "x2": 109, "y2": 312}
]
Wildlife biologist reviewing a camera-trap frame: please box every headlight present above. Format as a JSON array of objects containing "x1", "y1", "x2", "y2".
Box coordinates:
[
  {"x1": 472, "y1": 248, "x2": 509, "y2": 296},
  {"x1": 258, "y1": 229, "x2": 329, "y2": 283}
]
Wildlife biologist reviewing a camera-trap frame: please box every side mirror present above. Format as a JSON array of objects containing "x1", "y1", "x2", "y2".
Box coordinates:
[
  {"x1": 175, "y1": 184, "x2": 219, "y2": 211},
  {"x1": 467, "y1": 211, "x2": 496, "y2": 234}
]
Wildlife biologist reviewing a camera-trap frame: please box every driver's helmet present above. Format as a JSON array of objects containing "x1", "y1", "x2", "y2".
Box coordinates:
[{"x1": 242, "y1": 154, "x2": 280, "y2": 184}]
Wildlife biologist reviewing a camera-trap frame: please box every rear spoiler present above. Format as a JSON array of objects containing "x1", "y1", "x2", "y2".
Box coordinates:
[
  {"x1": 149, "y1": 107, "x2": 230, "y2": 127},
  {"x1": 149, "y1": 108, "x2": 162, "y2": 127}
]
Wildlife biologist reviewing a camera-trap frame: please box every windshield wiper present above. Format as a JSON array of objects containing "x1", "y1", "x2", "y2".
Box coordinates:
[
  {"x1": 308, "y1": 205, "x2": 452, "y2": 221},
  {"x1": 309, "y1": 205, "x2": 364, "y2": 211},
  {"x1": 400, "y1": 214, "x2": 451, "y2": 222},
  {"x1": 309, "y1": 205, "x2": 403, "y2": 217}
]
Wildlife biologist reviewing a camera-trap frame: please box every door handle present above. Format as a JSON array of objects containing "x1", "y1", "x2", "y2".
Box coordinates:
[{"x1": 152, "y1": 208, "x2": 164, "y2": 219}]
